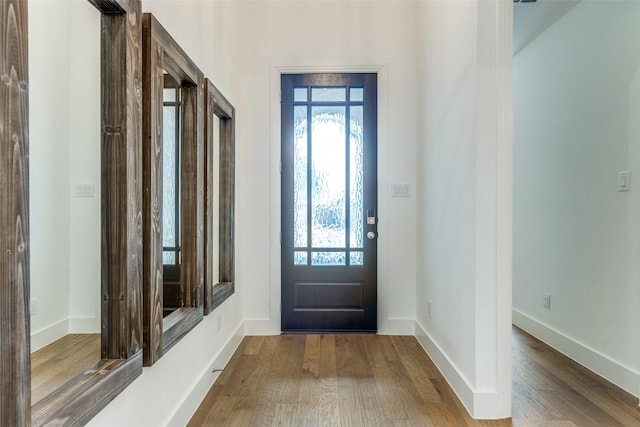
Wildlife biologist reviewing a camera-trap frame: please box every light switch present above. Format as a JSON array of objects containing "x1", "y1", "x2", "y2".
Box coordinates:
[
  {"x1": 392, "y1": 183, "x2": 410, "y2": 197},
  {"x1": 75, "y1": 184, "x2": 95, "y2": 198},
  {"x1": 618, "y1": 171, "x2": 631, "y2": 192}
]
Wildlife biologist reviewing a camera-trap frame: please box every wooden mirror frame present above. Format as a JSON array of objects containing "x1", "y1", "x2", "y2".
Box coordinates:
[
  {"x1": 204, "y1": 80, "x2": 236, "y2": 315},
  {"x1": 1, "y1": 0, "x2": 144, "y2": 425},
  {"x1": 141, "y1": 13, "x2": 204, "y2": 367},
  {"x1": 1, "y1": 0, "x2": 30, "y2": 424}
]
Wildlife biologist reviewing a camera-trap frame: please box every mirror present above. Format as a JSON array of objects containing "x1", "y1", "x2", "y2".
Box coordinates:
[
  {"x1": 2, "y1": 1, "x2": 222, "y2": 423},
  {"x1": 204, "y1": 79, "x2": 236, "y2": 314},
  {"x1": 162, "y1": 72, "x2": 183, "y2": 317},
  {"x1": 28, "y1": 0, "x2": 102, "y2": 406},
  {"x1": 141, "y1": 13, "x2": 204, "y2": 367},
  {"x1": 28, "y1": 0, "x2": 144, "y2": 424}
]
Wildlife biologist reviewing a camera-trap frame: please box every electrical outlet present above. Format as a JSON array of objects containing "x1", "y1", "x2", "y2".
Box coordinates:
[
  {"x1": 543, "y1": 292, "x2": 551, "y2": 310},
  {"x1": 427, "y1": 299, "x2": 432, "y2": 319},
  {"x1": 30, "y1": 298, "x2": 37, "y2": 316}
]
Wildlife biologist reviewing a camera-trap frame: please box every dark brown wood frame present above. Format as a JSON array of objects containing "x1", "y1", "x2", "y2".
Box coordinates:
[
  {"x1": 1, "y1": 0, "x2": 30, "y2": 424},
  {"x1": 204, "y1": 80, "x2": 236, "y2": 315},
  {"x1": 1, "y1": 0, "x2": 145, "y2": 425},
  {"x1": 142, "y1": 13, "x2": 204, "y2": 367}
]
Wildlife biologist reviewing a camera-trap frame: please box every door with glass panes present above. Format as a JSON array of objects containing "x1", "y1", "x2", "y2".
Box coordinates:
[{"x1": 281, "y1": 73, "x2": 377, "y2": 332}]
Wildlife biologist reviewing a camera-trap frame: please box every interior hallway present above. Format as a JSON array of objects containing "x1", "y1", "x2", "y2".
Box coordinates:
[{"x1": 188, "y1": 328, "x2": 640, "y2": 426}]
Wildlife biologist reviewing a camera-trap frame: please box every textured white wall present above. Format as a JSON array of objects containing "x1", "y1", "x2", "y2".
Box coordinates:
[{"x1": 514, "y1": 0, "x2": 640, "y2": 395}]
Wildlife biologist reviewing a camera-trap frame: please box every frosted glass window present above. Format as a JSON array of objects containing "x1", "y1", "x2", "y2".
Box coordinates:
[
  {"x1": 312, "y1": 87, "x2": 346, "y2": 102},
  {"x1": 288, "y1": 79, "x2": 370, "y2": 268},
  {"x1": 294, "y1": 251, "x2": 308, "y2": 265},
  {"x1": 350, "y1": 106, "x2": 364, "y2": 249},
  {"x1": 350, "y1": 251, "x2": 363, "y2": 266},
  {"x1": 350, "y1": 88, "x2": 364, "y2": 102},
  {"x1": 293, "y1": 106, "x2": 308, "y2": 248},
  {"x1": 312, "y1": 251, "x2": 346, "y2": 265},
  {"x1": 163, "y1": 87, "x2": 175, "y2": 102},
  {"x1": 162, "y1": 84, "x2": 181, "y2": 265},
  {"x1": 311, "y1": 106, "x2": 346, "y2": 248},
  {"x1": 294, "y1": 88, "x2": 307, "y2": 102}
]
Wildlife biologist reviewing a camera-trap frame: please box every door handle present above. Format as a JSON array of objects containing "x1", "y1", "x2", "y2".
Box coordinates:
[{"x1": 367, "y1": 231, "x2": 377, "y2": 240}]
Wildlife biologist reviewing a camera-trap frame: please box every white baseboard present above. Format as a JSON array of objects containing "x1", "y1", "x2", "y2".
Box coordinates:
[
  {"x1": 167, "y1": 321, "x2": 246, "y2": 427},
  {"x1": 31, "y1": 317, "x2": 100, "y2": 352},
  {"x1": 69, "y1": 316, "x2": 100, "y2": 334},
  {"x1": 414, "y1": 320, "x2": 509, "y2": 419},
  {"x1": 31, "y1": 319, "x2": 68, "y2": 352},
  {"x1": 378, "y1": 318, "x2": 415, "y2": 335},
  {"x1": 513, "y1": 308, "x2": 639, "y2": 397},
  {"x1": 414, "y1": 320, "x2": 475, "y2": 415},
  {"x1": 244, "y1": 318, "x2": 280, "y2": 335}
]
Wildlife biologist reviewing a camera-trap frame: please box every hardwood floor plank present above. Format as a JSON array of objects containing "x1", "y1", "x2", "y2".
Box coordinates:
[
  {"x1": 511, "y1": 371, "x2": 568, "y2": 425},
  {"x1": 349, "y1": 336, "x2": 387, "y2": 426},
  {"x1": 303, "y1": 334, "x2": 321, "y2": 378},
  {"x1": 361, "y1": 335, "x2": 411, "y2": 423},
  {"x1": 248, "y1": 335, "x2": 294, "y2": 426},
  {"x1": 319, "y1": 335, "x2": 338, "y2": 395},
  {"x1": 335, "y1": 336, "x2": 365, "y2": 427},
  {"x1": 295, "y1": 402, "x2": 319, "y2": 426},
  {"x1": 318, "y1": 391, "x2": 341, "y2": 427},
  {"x1": 188, "y1": 329, "x2": 640, "y2": 427},
  {"x1": 393, "y1": 336, "x2": 441, "y2": 404},
  {"x1": 30, "y1": 334, "x2": 101, "y2": 405},
  {"x1": 243, "y1": 335, "x2": 265, "y2": 356},
  {"x1": 279, "y1": 335, "x2": 307, "y2": 404},
  {"x1": 273, "y1": 403, "x2": 297, "y2": 426},
  {"x1": 512, "y1": 327, "x2": 639, "y2": 427},
  {"x1": 235, "y1": 336, "x2": 277, "y2": 410},
  {"x1": 228, "y1": 409, "x2": 253, "y2": 427}
]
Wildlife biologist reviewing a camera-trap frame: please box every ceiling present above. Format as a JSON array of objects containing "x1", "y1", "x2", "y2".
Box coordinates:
[{"x1": 513, "y1": 0, "x2": 581, "y2": 54}]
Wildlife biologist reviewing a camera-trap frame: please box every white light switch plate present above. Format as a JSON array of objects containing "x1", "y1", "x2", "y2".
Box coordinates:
[
  {"x1": 75, "y1": 184, "x2": 95, "y2": 198},
  {"x1": 392, "y1": 183, "x2": 410, "y2": 197},
  {"x1": 618, "y1": 171, "x2": 631, "y2": 192}
]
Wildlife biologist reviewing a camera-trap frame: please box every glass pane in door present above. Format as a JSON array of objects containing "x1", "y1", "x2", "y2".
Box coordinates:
[
  {"x1": 291, "y1": 93, "x2": 366, "y2": 266},
  {"x1": 311, "y1": 106, "x2": 346, "y2": 251},
  {"x1": 293, "y1": 106, "x2": 308, "y2": 252},
  {"x1": 349, "y1": 106, "x2": 364, "y2": 249}
]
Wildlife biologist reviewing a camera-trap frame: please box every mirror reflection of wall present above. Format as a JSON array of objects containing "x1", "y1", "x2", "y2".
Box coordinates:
[{"x1": 28, "y1": 0, "x2": 101, "y2": 405}]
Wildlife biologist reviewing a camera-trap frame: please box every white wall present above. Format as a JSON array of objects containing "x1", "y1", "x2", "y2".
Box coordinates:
[
  {"x1": 415, "y1": 0, "x2": 512, "y2": 419},
  {"x1": 67, "y1": 1, "x2": 102, "y2": 334},
  {"x1": 513, "y1": 0, "x2": 640, "y2": 396},
  {"x1": 29, "y1": 0, "x2": 71, "y2": 348},
  {"x1": 29, "y1": 0, "x2": 102, "y2": 350},
  {"x1": 228, "y1": 0, "x2": 418, "y2": 336}
]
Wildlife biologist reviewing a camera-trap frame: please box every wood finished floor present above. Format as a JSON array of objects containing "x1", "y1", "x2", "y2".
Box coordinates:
[
  {"x1": 30, "y1": 333, "x2": 100, "y2": 406},
  {"x1": 189, "y1": 328, "x2": 640, "y2": 427}
]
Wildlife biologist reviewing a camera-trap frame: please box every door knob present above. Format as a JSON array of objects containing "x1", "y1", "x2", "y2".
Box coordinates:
[{"x1": 367, "y1": 231, "x2": 376, "y2": 240}]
